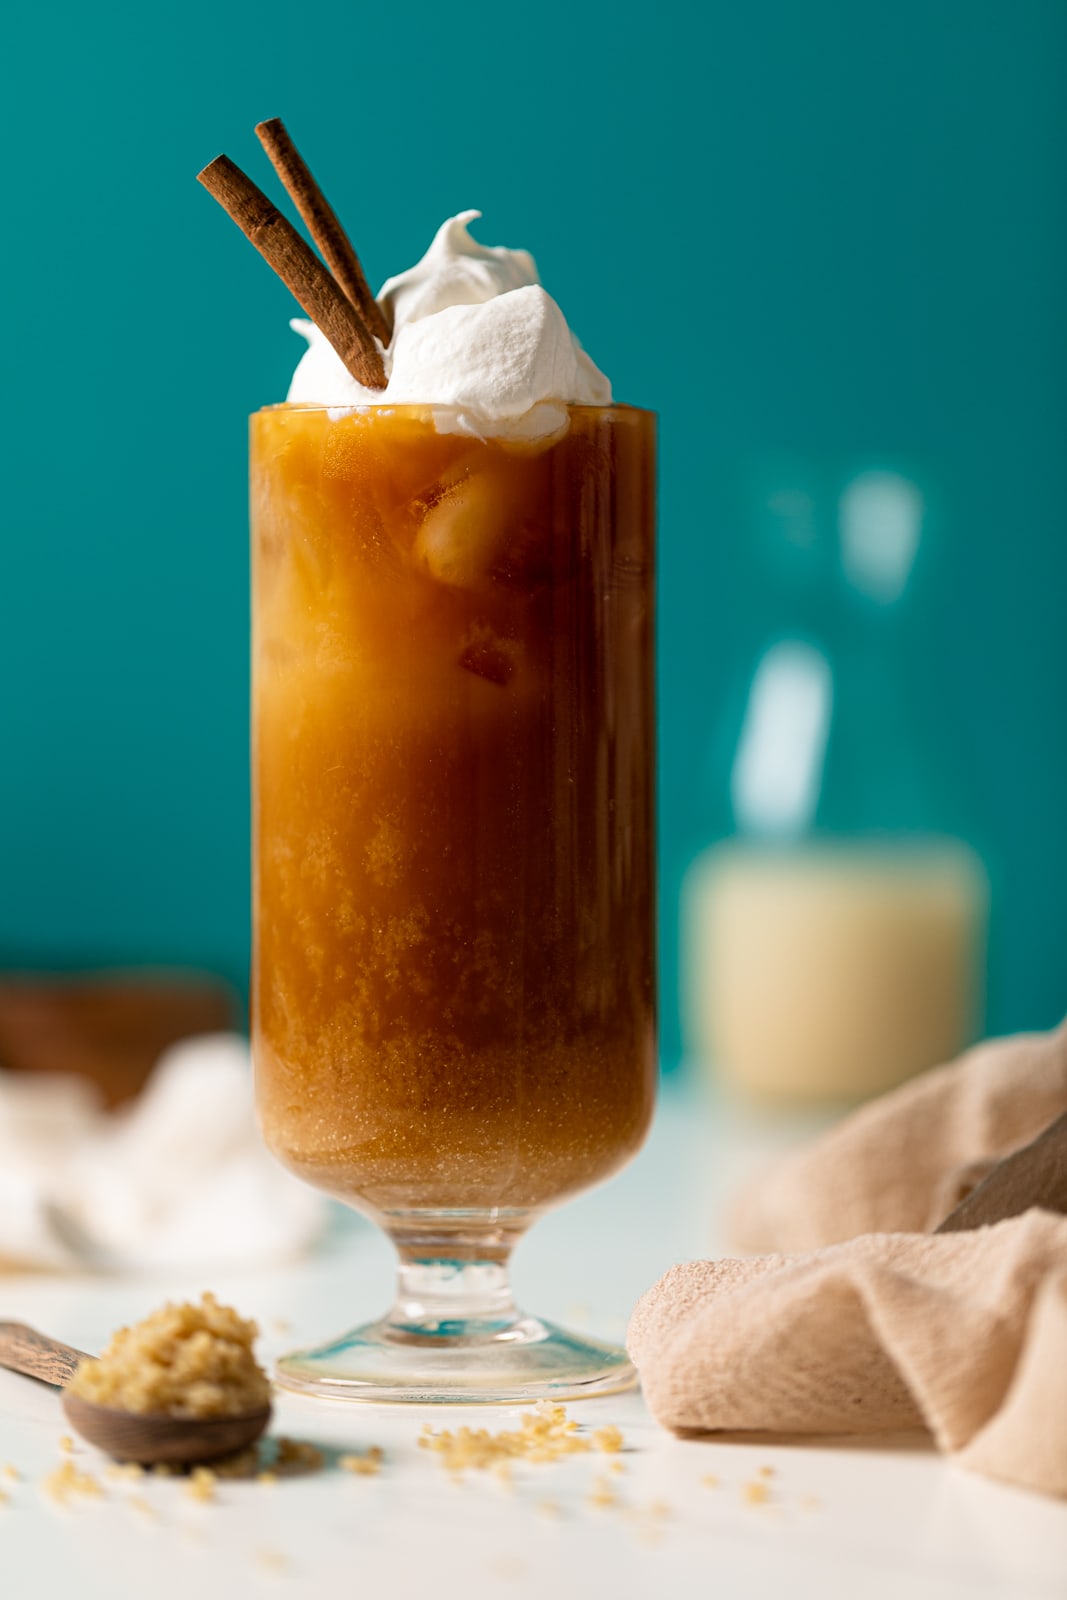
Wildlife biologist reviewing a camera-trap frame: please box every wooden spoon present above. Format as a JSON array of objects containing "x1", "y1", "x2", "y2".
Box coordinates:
[
  {"x1": 0, "y1": 1320, "x2": 271, "y2": 1465},
  {"x1": 934, "y1": 1109, "x2": 1067, "y2": 1234}
]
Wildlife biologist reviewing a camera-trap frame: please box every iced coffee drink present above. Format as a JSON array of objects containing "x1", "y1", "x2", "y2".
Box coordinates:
[
  {"x1": 201, "y1": 131, "x2": 655, "y2": 1399},
  {"x1": 253, "y1": 403, "x2": 655, "y2": 1224}
]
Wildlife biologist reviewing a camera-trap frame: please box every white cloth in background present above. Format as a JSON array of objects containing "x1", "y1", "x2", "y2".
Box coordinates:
[{"x1": 0, "y1": 1034, "x2": 325, "y2": 1272}]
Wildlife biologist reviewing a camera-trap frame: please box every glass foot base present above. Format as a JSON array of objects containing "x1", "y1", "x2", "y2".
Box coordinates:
[{"x1": 274, "y1": 1315, "x2": 637, "y2": 1404}]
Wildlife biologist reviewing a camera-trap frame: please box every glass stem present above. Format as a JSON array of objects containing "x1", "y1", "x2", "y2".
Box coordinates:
[{"x1": 388, "y1": 1255, "x2": 521, "y2": 1340}]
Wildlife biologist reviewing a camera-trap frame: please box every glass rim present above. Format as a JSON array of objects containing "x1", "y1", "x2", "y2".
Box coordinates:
[{"x1": 250, "y1": 400, "x2": 656, "y2": 421}]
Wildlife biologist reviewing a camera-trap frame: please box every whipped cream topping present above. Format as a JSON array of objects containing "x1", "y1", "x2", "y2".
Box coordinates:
[
  {"x1": 379, "y1": 210, "x2": 538, "y2": 324},
  {"x1": 286, "y1": 210, "x2": 610, "y2": 438}
]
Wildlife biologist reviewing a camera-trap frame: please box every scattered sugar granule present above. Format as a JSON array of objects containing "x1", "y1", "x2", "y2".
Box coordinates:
[
  {"x1": 257, "y1": 1470, "x2": 279, "y2": 1487},
  {"x1": 256, "y1": 1549, "x2": 289, "y2": 1576},
  {"x1": 592, "y1": 1425, "x2": 624, "y2": 1454},
  {"x1": 743, "y1": 1479, "x2": 771, "y2": 1506},
  {"x1": 106, "y1": 1463, "x2": 145, "y2": 1483},
  {"x1": 58, "y1": 1435, "x2": 74, "y2": 1454},
  {"x1": 588, "y1": 1475, "x2": 619, "y2": 1509},
  {"x1": 128, "y1": 1495, "x2": 157, "y2": 1518},
  {"x1": 212, "y1": 1447, "x2": 261, "y2": 1480},
  {"x1": 701, "y1": 1473, "x2": 720, "y2": 1489},
  {"x1": 339, "y1": 1447, "x2": 383, "y2": 1478},
  {"x1": 757, "y1": 1464, "x2": 776, "y2": 1479},
  {"x1": 151, "y1": 1463, "x2": 178, "y2": 1478},
  {"x1": 420, "y1": 1402, "x2": 592, "y2": 1474},
  {"x1": 488, "y1": 1554, "x2": 527, "y2": 1580},
  {"x1": 3, "y1": 1464, "x2": 20, "y2": 1483},
  {"x1": 41, "y1": 1460, "x2": 103, "y2": 1505},
  {"x1": 0, "y1": 1488, "x2": 8, "y2": 1508},
  {"x1": 607, "y1": 1458, "x2": 625, "y2": 1475},
  {"x1": 626, "y1": 1502, "x2": 669, "y2": 1547},
  {"x1": 537, "y1": 1499, "x2": 563, "y2": 1518},
  {"x1": 185, "y1": 1467, "x2": 217, "y2": 1503},
  {"x1": 274, "y1": 1437, "x2": 325, "y2": 1475}
]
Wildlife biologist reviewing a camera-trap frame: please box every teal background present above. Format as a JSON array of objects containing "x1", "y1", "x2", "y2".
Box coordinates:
[{"x1": 3, "y1": 2, "x2": 1065, "y2": 1064}]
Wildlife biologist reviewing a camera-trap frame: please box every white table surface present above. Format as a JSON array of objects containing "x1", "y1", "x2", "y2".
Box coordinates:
[{"x1": 2, "y1": 1080, "x2": 1066, "y2": 1600}]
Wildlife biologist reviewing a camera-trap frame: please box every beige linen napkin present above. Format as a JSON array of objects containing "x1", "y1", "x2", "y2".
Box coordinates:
[
  {"x1": 628, "y1": 1021, "x2": 1067, "y2": 1498},
  {"x1": 731, "y1": 1020, "x2": 1067, "y2": 1253},
  {"x1": 628, "y1": 1209, "x2": 1067, "y2": 1497}
]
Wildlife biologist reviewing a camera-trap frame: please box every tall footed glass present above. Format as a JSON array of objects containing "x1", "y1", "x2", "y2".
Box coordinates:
[{"x1": 251, "y1": 403, "x2": 656, "y2": 1401}]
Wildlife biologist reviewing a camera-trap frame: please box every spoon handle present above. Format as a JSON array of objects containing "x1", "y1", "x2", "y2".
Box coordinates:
[
  {"x1": 935, "y1": 1110, "x2": 1067, "y2": 1233},
  {"x1": 0, "y1": 1322, "x2": 91, "y2": 1387}
]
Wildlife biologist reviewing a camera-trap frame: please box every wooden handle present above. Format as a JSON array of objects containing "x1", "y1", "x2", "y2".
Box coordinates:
[
  {"x1": 935, "y1": 1110, "x2": 1067, "y2": 1233},
  {"x1": 0, "y1": 1322, "x2": 91, "y2": 1387}
]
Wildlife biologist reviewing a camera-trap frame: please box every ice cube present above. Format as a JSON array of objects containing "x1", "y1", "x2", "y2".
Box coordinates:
[
  {"x1": 458, "y1": 636, "x2": 516, "y2": 686},
  {"x1": 413, "y1": 470, "x2": 507, "y2": 589}
]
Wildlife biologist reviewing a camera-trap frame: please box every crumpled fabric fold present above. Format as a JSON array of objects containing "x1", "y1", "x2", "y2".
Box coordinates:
[
  {"x1": 629, "y1": 1021, "x2": 1067, "y2": 1499},
  {"x1": 0, "y1": 1034, "x2": 325, "y2": 1272},
  {"x1": 731, "y1": 1022, "x2": 1067, "y2": 1253},
  {"x1": 629, "y1": 1209, "x2": 1067, "y2": 1497}
]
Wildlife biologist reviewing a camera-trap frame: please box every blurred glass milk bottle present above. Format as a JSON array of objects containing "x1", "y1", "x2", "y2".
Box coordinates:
[{"x1": 683, "y1": 466, "x2": 988, "y2": 1105}]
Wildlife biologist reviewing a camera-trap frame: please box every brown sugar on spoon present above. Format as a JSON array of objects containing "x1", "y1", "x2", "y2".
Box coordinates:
[{"x1": 66, "y1": 1294, "x2": 270, "y2": 1419}]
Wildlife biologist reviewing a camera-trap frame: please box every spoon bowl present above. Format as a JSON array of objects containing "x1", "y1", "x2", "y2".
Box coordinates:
[{"x1": 61, "y1": 1391, "x2": 272, "y2": 1465}]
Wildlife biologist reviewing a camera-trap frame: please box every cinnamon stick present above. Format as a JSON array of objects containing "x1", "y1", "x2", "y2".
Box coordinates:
[
  {"x1": 254, "y1": 118, "x2": 391, "y2": 345},
  {"x1": 197, "y1": 155, "x2": 386, "y2": 390}
]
